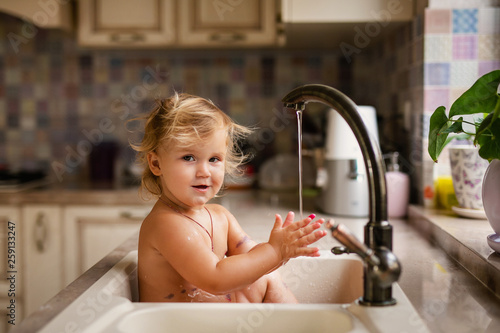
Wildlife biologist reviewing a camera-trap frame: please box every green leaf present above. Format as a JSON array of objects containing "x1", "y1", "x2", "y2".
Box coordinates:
[
  {"x1": 477, "y1": 115, "x2": 500, "y2": 161},
  {"x1": 475, "y1": 113, "x2": 494, "y2": 143},
  {"x1": 428, "y1": 106, "x2": 450, "y2": 162},
  {"x1": 442, "y1": 117, "x2": 464, "y2": 133},
  {"x1": 450, "y1": 70, "x2": 500, "y2": 117}
]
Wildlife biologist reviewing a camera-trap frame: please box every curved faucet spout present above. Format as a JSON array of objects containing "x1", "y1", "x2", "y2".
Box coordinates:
[
  {"x1": 283, "y1": 84, "x2": 399, "y2": 306},
  {"x1": 282, "y1": 84, "x2": 388, "y2": 225}
]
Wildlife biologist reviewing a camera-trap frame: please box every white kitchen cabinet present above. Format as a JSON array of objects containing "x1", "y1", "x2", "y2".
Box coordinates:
[
  {"x1": 178, "y1": 0, "x2": 278, "y2": 47},
  {"x1": 22, "y1": 205, "x2": 64, "y2": 317},
  {"x1": 281, "y1": 0, "x2": 414, "y2": 49},
  {"x1": 63, "y1": 205, "x2": 152, "y2": 284},
  {"x1": 78, "y1": 0, "x2": 175, "y2": 47},
  {"x1": 0, "y1": 0, "x2": 72, "y2": 30},
  {"x1": 282, "y1": 0, "x2": 413, "y2": 23},
  {"x1": 0, "y1": 206, "x2": 21, "y2": 333}
]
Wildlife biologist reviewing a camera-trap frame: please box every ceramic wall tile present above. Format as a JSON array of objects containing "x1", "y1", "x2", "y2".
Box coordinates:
[
  {"x1": 450, "y1": 61, "x2": 479, "y2": 88},
  {"x1": 452, "y1": 35, "x2": 478, "y2": 60},
  {"x1": 425, "y1": 9, "x2": 451, "y2": 34},
  {"x1": 449, "y1": 88, "x2": 466, "y2": 103},
  {"x1": 479, "y1": 60, "x2": 500, "y2": 76},
  {"x1": 424, "y1": 87, "x2": 450, "y2": 112},
  {"x1": 425, "y1": 63, "x2": 450, "y2": 85},
  {"x1": 425, "y1": 35, "x2": 452, "y2": 61},
  {"x1": 478, "y1": 35, "x2": 500, "y2": 60},
  {"x1": 478, "y1": 7, "x2": 500, "y2": 34},
  {"x1": 452, "y1": 9, "x2": 478, "y2": 33}
]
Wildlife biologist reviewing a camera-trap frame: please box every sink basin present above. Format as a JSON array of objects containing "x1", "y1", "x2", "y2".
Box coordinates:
[
  {"x1": 278, "y1": 253, "x2": 363, "y2": 303},
  {"x1": 118, "y1": 304, "x2": 359, "y2": 333},
  {"x1": 40, "y1": 251, "x2": 429, "y2": 333}
]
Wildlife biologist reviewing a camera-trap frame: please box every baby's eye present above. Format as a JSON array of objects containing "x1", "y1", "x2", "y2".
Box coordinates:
[
  {"x1": 183, "y1": 155, "x2": 195, "y2": 162},
  {"x1": 209, "y1": 157, "x2": 221, "y2": 163}
]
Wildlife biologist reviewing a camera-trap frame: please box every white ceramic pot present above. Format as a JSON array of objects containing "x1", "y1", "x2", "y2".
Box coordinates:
[
  {"x1": 449, "y1": 146, "x2": 489, "y2": 210},
  {"x1": 482, "y1": 159, "x2": 500, "y2": 235}
]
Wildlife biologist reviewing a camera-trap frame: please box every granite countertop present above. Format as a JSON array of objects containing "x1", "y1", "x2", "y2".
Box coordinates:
[
  {"x1": 0, "y1": 187, "x2": 152, "y2": 205},
  {"x1": 13, "y1": 190, "x2": 500, "y2": 333}
]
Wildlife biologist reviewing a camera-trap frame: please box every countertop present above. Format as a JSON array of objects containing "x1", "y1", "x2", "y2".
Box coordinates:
[
  {"x1": 0, "y1": 187, "x2": 152, "y2": 206},
  {"x1": 12, "y1": 189, "x2": 500, "y2": 333}
]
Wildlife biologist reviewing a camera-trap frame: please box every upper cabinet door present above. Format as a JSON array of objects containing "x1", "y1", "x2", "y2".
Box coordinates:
[
  {"x1": 178, "y1": 0, "x2": 277, "y2": 47},
  {"x1": 282, "y1": 0, "x2": 413, "y2": 23},
  {"x1": 0, "y1": 0, "x2": 72, "y2": 30},
  {"x1": 78, "y1": 0, "x2": 175, "y2": 48}
]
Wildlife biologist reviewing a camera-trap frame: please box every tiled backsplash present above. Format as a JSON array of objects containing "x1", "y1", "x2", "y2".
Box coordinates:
[
  {"x1": 349, "y1": 3, "x2": 500, "y2": 204},
  {"x1": 1, "y1": 3, "x2": 498, "y2": 195},
  {"x1": 421, "y1": 5, "x2": 500, "y2": 205},
  {"x1": 424, "y1": 6, "x2": 500, "y2": 115},
  {"x1": 0, "y1": 13, "x2": 343, "y2": 181}
]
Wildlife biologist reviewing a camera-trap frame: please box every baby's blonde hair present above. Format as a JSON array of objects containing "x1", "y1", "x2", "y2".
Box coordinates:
[{"x1": 132, "y1": 93, "x2": 252, "y2": 198}]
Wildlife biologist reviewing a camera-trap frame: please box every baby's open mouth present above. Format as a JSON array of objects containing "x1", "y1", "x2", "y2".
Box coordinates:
[{"x1": 193, "y1": 185, "x2": 209, "y2": 189}]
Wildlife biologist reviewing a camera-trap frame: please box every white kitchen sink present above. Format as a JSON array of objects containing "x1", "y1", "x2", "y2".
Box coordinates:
[{"x1": 40, "y1": 251, "x2": 429, "y2": 333}]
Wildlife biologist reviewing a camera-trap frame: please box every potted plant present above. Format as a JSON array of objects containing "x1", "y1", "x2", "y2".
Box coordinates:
[
  {"x1": 428, "y1": 70, "x2": 500, "y2": 163},
  {"x1": 428, "y1": 69, "x2": 500, "y2": 252}
]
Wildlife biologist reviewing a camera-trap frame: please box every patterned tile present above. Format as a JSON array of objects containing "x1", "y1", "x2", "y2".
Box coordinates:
[
  {"x1": 36, "y1": 101, "x2": 50, "y2": 128},
  {"x1": 7, "y1": 99, "x2": 19, "y2": 127},
  {"x1": 478, "y1": 35, "x2": 500, "y2": 60},
  {"x1": 450, "y1": 61, "x2": 478, "y2": 88},
  {"x1": 450, "y1": 88, "x2": 472, "y2": 108},
  {"x1": 478, "y1": 8, "x2": 500, "y2": 34},
  {"x1": 21, "y1": 130, "x2": 35, "y2": 143},
  {"x1": 20, "y1": 84, "x2": 34, "y2": 98},
  {"x1": 424, "y1": 88, "x2": 450, "y2": 112},
  {"x1": 5, "y1": 67, "x2": 21, "y2": 84},
  {"x1": 425, "y1": 9, "x2": 451, "y2": 34},
  {"x1": 452, "y1": 9, "x2": 478, "y2": 34},
  {"x1": 425, "y1": 63, "x2": 450, "y2": 86},
  {"x1": 93, "y1": 84, "x2": 108, "y2": 99},
  {"x1": 79, "y1": 84, "x2": 93, "y2": 98},
  {"x1": 478, "y1": 60, "x2": 500, "y2": 76},
  {"x1": 424, "y1": 35, "x2": 452, "y2": 62},
  {"x1": 452, "y1": 35, "x2": 478, "y2": 60}
]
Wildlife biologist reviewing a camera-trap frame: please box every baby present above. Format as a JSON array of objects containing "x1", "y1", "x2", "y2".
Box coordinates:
[{"x1": 133, "y1": 93, "x2": 326, "y2": 303}]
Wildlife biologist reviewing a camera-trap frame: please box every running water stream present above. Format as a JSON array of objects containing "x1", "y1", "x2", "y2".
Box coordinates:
[{"x1": 296, "y1": 110, "x2": 303, "y2": 220}]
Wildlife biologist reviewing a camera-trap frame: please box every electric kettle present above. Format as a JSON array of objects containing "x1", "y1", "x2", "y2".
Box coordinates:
[{"x1": 317, "y1": 106, "x2": 379, "y2": 217}]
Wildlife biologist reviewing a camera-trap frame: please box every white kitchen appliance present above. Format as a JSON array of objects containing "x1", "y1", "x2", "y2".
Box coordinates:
[{"x1": 317, "y1": 106, "x2": 379, "y2": 217}]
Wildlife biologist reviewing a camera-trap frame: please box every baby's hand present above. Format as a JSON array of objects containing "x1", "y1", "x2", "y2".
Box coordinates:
[{"x1": 268, "y1": 211, "x2": 327, "y2": 264}]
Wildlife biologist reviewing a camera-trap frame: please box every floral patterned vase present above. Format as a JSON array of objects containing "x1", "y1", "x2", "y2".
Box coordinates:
[{"x1": 449, "y1": 146, "x2": 489, "y2": 210}]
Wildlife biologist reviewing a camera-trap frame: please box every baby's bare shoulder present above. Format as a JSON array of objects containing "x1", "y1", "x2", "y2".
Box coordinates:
[
  {"x1": 141, "y1": 207, "x2": 189, "y2": 237},
  {"x1": 205, "y1": 203, "x2": 229, "y2": 215}
]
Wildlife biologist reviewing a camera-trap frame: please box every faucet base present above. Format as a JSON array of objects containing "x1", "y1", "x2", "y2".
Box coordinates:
[{"x1": 358, "y1": 297, "x2": 397, "y2": 307}]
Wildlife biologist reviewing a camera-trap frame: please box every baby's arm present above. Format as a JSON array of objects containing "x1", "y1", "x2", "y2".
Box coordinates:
[
  {"x1": 225, "y1": 209, "x2": 258, "y2": 256},
  {"x1": 153, "y1": 211, "x2": 325, "y2": 295}
]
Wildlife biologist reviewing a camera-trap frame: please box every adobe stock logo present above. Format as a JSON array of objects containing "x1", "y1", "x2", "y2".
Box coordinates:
[
  {"x1": 213, "y1": 0, "x2": 245, "y2": 20},
  {"x1": 7, "y1": 0, "x2": 72, "y2": 53}
]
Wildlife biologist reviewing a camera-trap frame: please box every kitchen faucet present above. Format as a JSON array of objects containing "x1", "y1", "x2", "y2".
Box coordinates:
[{"x1": 282, "y1": 84, "x2": 401, "y2": 306}]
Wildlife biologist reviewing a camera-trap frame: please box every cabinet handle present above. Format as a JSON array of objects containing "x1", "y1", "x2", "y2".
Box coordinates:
[
  {"x1": 209, "y1": 32, "x2": 245, "y2": 43},
  {"x1": 110, "y1": 33, "x2": 145, "y2": 43},
  {"x1": 34, "y1": 213, "x2": 48, "y2": 253},
  {"x1": 119, "y1": 211, "x2": 146, "y2": 220}
]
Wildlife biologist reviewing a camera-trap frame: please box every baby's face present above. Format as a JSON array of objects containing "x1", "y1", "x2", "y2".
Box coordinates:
[{"x1": 150, "y1": 129, "x2": 227, "y2": 210}]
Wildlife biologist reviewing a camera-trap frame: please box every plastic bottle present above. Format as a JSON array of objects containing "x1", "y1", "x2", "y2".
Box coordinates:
[
  {"x1": 433, "y1": 153, "x2": 458, "y2": 210},
  {"x1": 385, "y1": 152, "x2": 410, "y2": 218}
]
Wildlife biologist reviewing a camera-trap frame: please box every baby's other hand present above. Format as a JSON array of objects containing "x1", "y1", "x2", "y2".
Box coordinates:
[{"x1": 268, "y1": 212, "x2": 327, "y2": 264}]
